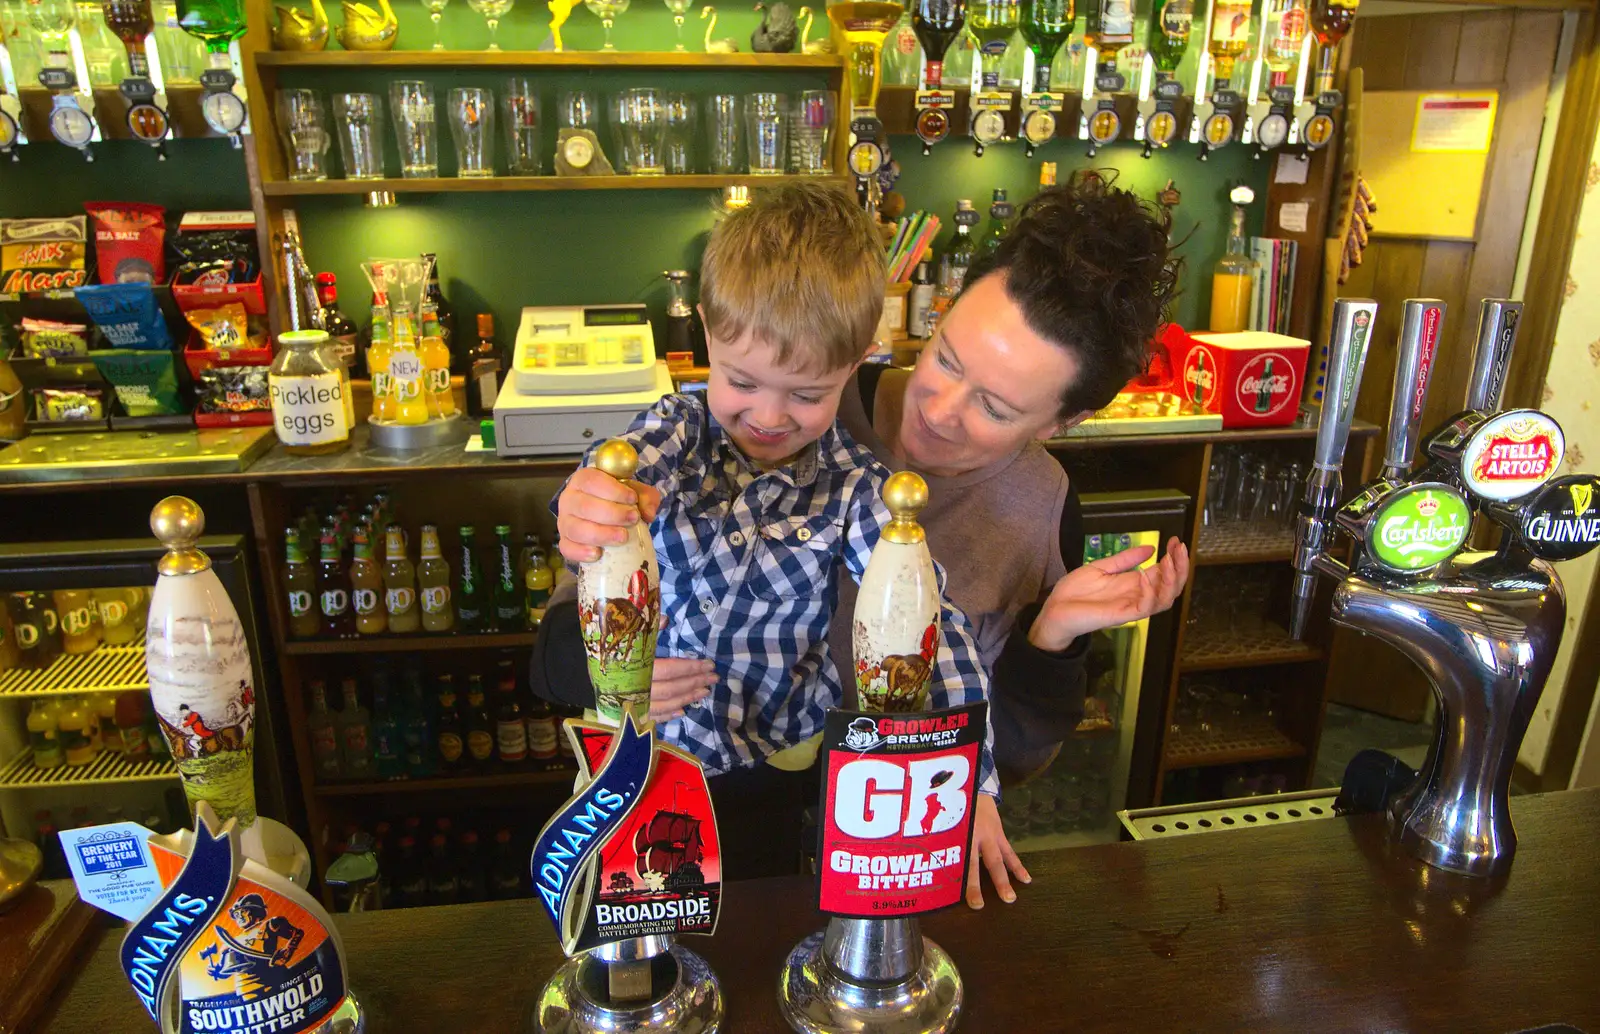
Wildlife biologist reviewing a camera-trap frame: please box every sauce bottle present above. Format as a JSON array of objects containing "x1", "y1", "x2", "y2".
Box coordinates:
[
  {"x1": 54, "y1": 590, "x2": 101, "y2": 655},
  {"x1": 285, "y1": 528, "x2": 320, "y2": 638},
  {"x1": 384, "y1": 523, "x2": 421, "y2": 633},
  {"x1": 417, "y1": 523, "x2": 454, "y2": 632},
  {"x1": 419, "y1": 301, "x2": 457, "y2": 419},
  {"x1": 350, "y1": 528, "x2": 387, "y2": 636},
  {"x1": 318, "y1": 526, "x2": 355, "y2": 638}
]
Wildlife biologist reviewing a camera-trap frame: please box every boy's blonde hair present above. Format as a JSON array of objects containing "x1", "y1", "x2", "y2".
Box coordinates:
[{"x1": 700, "y1": 183, "x2": 886, "y2": 374}]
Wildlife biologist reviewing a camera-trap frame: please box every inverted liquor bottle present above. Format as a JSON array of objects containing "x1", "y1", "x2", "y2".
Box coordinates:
[
  {"x1": 1309, "y1": 0, "x2": 1357, "y2": 93},
  {"x1": 968, "y1": 0, "x2": 1019, "y2": 89},
  {"x1": 102, "y1": 0, "x2": 153, "y2": 75},
  {"x1": 912, "y1": 0, "x2": 966, "y2": 88},
  {"x1": 1084, "y1": 0, "x2": 1134, "y2": 67},
  {"x1": 1146, "y1": 0, "x2": 1191, "y2": 80},
  {"x1": 1262, "y1": 0, "x2": 1307, "y2": 88},
  {"x1": 1207, "y1": 0, "x2": 1254, "y2": 88},
  {"x1": 1021, "y1": 0, "x2": 1072, "y2": 91},
  {"x1": 829, "y1": 0, "x2": 907, "y2": 111}
]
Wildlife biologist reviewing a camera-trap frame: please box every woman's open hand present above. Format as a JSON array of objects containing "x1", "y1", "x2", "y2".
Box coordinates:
[{"x1": 1028, "y1": 536, "x2": 1190, "y2": 651}]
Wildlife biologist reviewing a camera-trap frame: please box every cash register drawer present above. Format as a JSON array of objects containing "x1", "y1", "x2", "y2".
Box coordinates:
[{"x1": 493, "y1": 362, "x2": 673, "y2": 457}]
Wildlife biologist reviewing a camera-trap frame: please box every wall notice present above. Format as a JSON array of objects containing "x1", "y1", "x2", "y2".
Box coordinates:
[{"x1": 1411, "y1": 92, "x2": 1497, "y2": 154}]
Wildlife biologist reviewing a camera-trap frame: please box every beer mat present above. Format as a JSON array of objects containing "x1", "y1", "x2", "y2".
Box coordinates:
[
  {"x1": 814, "y1": 703, "x2": 986, "y2": 919},
  {"x1": 0, "y1": 879, "x2": 102, "y2": 1034}
]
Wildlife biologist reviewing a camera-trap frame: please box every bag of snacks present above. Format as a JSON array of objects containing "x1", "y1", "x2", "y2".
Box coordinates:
[
  {"x1": 75, "y1": 282, "x2": 174, "y2": 350},
  {"x1": 92, "y1": 349, "x2": 183, "y2": 416},
  {"x1": 171, "y1": 211, "x2": 259, "y2": 287},
  {"x1": 32, "y1": 384, "x2": 106, "y2": 421},
  {"x1": 185, "y1": 303, "x2": 251, "y2": 352},
  {"x1": 20, "y1": 318, "x2": 90, "y2": 358},
  {"x1": 0, "y1": 217, "x2": 88, "y2": 294},
  {"x1": 84, "y1": 201, "x2": 166, "y2": 284},
  {"x1": 197, "y1": 365, "x2": 270, "y2": 415}
]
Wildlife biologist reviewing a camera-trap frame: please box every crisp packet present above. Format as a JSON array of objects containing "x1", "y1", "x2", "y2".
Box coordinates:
[
  {"x1": 84, "y1": 201, "x2": 166, "y2": 284},
  {"x1": 197, "y1": 365, "x2": 269, "y2": 414},
  {"x1": 33, "y1": 384, "x2": 106, "y2": 421},
  {"x1": 75, "y1": 282, "x2": 174, "y2": 350},
  {"x1": 20, "y1": 318, "x2": 90, "y2": 358},
  {"x1": 185, "y1": 303, "x2": 250, "y2": 352},
  {"x1": 91, "y1": 349, "x2": 183, "y2": 416}
]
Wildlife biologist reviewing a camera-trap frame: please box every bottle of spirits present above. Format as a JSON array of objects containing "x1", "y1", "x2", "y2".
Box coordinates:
[
  {"x1": 1263, "y1": 0, "x2": 1306, "y2": 87},
  {"x1": 307, "y1": 679, "x2": 341, "y2": 780},
  {"x1": 434, "y1": 673, "x2": 463, "y2": 773},
  {"x1": 317, "y1": 526, "x2": 355, "y2": 638},
  {"x1": 421, "y1": 253, "x2": 457, "y2": 369},
  {"x1": 349, "y1": 528, "x2": 387, "y2": 636},
  {"x1": 371, "y1": 672, "x2": 405, "y2": 780},
  {"x1": 457, "y1": 829, "x2": 487, "y2": 902},
  {"x1": 337, "y1": 677, "x2": 373, "y2": 780},
  {"x1": 490, "y1": 524, "x2": 522, "y2": 632},
  {"x1": 419, "y1": 301, "x2": 457, "y2": 419},
  {"x1": 908, "y1": 261, "x2": 934, "y2": 340},
  {"x1": 401, "y1": 669, "x2": 435, "y2": 777},
  {"x1": 947, "y1": 199, "x2": 978, "y2": 290},
  {"x1": 1147, "y1": 0, "x2": 1192, "y2": 81},
  {"x1": 1209, "y1": 192, "x2": 1258, "y2": 333},
  {"x1": 384, "y1": 523, "x2": 421, "y2": 633},
  {"x1": 968, "y1": 0, "x2": 1019, "y2": 91},
  {"x1": 464, "y1": 674, "x2": 495, "y2": 770},
  {"x1": 417, "y1": 523, "x2": 455, "y2": 632},
  {"x1": 316, "y1": 272, "x2": 363, "y2": 376},
  {"x1": 1085, "y1": 0, "x2": 1134, "y2": 63},
  {"x1": 1207, "y1": 0, "x2": 1255, "y2": 88},
  {"x1": 911, "y1": 0, "x2": 964, "y2": 89},
  {"x1": 494, "y1": 669, "x2": 527, "y2": 767},
  {"x1": 1309, "y1": 0, "x2": 1357, "y2": 93},
  {"x1": 1021, "y1": 0, "x2": 1072, "y2": 92},
  {"x1": 982, "y1": 188, "x2": 1013, "y2": 255},
  {"x1": 467, "y1": 313, "x2": 504, "y2": 420},
  {"x1": 524, "y1": 538, "x2": 553, "y2": 629},
  {"x1": 285, "y1": 528, "x2": 319, "y2": 638},
  {"x1": 456, "y1": 525, "x2": 487, "y2": 632}
]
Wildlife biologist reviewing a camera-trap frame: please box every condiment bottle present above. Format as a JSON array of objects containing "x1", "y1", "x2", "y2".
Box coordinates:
[
  {"x1": 268, "y1": 329, "x2": 352, "y2": 455},
  {"x1": 349, "y1": 528, "x2": 387, "y2": 635},
  {"x1": 384, "y1": 523, "x2": 420, "y2": 633},
  {"x1": 417, "y1": 523, "x2": 454, "y2": 632},
  {"x1": 285, "y1": 528, "x2": 320, "y2": 638}
]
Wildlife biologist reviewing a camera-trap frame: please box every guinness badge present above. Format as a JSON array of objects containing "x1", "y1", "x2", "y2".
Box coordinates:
[{"x1": 1514, "y1": 474, "x2": 1600, "y2": 562}]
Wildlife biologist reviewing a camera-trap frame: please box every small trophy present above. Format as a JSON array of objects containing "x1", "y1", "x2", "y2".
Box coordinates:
[
  {"x1": 529, "y1": 440, "x2": 724, "y2": 1033},
  {"x1": 779, "y1": 472, "x2": 982, "y2": 1034}
]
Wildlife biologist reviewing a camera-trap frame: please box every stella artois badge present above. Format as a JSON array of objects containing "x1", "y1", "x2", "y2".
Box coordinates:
[
  {"x1": 530, "y1": 713, "x2": 723, "y2": 956},
  {"x1": 1460, "y1": 409, "x2": 1565, "y2": 503}
]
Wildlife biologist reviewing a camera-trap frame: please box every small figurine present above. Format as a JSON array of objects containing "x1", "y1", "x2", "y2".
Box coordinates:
[
  {"x1": 751, "y1": 1, "x2": 798, "y2": 52},
  {"x1": 272, "y1": 0, "x2": 330, "y2": 50},
  {"x1": 701, "y1": 5, "x2": 739, "y2": 53},
  {"x1": 797, "y1": 6, "x2": 833, "y2": 54},
  {"x1": 546, "y1": 0, "x2": 579, "y2": 50},
  {"x1": 337, "y1": 0, "x2": 398, "y2": 50}
]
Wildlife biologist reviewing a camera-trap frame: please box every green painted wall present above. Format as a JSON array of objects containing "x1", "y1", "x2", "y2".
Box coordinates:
[{"x1": 0, "y1": 0, "x2": 1270, "y2": 343}]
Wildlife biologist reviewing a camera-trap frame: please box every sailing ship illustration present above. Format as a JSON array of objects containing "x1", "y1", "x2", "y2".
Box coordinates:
[{"x1": 618, "y1": 782, "x2": 708, "y2": 894}]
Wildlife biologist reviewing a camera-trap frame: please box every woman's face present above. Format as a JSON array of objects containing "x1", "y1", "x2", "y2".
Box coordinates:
[{"x1": 898, "y1": 272, "x2": 1085, "y2": 476}]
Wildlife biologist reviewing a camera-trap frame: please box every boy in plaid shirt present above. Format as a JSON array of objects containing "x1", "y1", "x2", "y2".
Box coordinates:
[{"x1": 545, "y1": 184, "x2": 998, "y2": 876}]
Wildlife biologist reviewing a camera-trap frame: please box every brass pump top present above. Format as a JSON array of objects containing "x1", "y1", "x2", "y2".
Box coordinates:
[
  {"x1": 151, "y1": 495, "x2": 212, "y2": 576},
  {"x1": 881, "y1": 470, "x2": 928, "y2": 545},
  {"x1": 593, "y1": 439, "x2": 639, "y2": 481}
]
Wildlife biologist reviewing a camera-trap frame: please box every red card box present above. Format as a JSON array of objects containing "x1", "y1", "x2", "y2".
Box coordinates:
[{"x1": 1181, "y1": 331, "x2": 1312, "y2": 429}]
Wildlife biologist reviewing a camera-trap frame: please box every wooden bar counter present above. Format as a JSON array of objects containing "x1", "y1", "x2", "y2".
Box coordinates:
[{"x1": 28, "y1": 788, "x2": 1600, "y2": 1033}]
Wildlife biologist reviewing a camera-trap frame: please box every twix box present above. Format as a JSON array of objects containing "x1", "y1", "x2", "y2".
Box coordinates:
[{"x1": 1181, "y1": 330, "x2": 1312, "y2": 428}]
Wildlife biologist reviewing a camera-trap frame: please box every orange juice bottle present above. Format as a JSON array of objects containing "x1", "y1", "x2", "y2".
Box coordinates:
[
  {"x1": 1209, "y1": 187, "x2": 1258, "y2": 333},
  {"x1": 54, "y1": 590, "x2": 101, "y2": 654},
  {"x1": 368, "y1": 300, "x2": 396, "y2": 422},
  {"x1": 420, "y1": 301, "x2": 457, "y2": 419},
  {"x1": 388, "y1": 305, "x2": 431, "y2": 426}
]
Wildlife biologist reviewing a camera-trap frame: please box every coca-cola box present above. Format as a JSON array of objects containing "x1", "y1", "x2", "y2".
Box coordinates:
[{"x1": 1181, "y1": 331, "x2": 1312, "y2": 429}]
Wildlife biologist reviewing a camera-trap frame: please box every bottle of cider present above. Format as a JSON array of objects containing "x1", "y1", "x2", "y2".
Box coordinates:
[
  {"x1": 384, "y1": 523, "x2": 421, "y2": 633},
  {"x1": 417, "y1": 523, "x2": 455, "y2": 632},
  {"x1": 349, "y1": 528, "x2": 387, "y2": 636}
]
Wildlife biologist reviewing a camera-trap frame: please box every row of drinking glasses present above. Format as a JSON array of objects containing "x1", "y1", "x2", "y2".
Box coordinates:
[
  {"x1": 1204, "y1": 446, "x2": 1306, "y2": 533},
  {"x1": 277, "y1": 82, "x2": 836, "y2": 180},
  {"x1": 1169, "y1": 673, "x2": 1283, "y2": 741},
  {"x1": 1185, "y1": 567, "x2": 1276, "y2": 638}
]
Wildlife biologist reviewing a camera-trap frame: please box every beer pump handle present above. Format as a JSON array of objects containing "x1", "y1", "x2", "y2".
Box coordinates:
[
  {"x1": 1464, "y1": 298, "x2": 1523, "y2": 414},
  {"x1": 1291, "y1": 298, "x2": 1378, "y2": 639},
  {"x1": 1381, "y1": 299, "x2": 1446, "y2": 482}
]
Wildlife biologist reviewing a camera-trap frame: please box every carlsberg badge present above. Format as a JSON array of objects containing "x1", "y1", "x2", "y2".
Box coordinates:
[{"x1": 1366, "y1": 483, "x2": 1471, "y2": 574}]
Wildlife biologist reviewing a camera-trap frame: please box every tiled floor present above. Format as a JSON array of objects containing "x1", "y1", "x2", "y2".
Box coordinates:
[{"x1": 1313, "y1": 703, "x2": 1435, "y2": 790}]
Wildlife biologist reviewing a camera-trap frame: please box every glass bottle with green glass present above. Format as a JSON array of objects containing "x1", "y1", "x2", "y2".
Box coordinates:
[
  {"x1": 967, "y1": 0, "x2": 1019, "y2": 90},
  {"x1": 1146, "y1": 0, "x2": 1191, "y2": 83},
  {"x1": 175, "y1": 0, "x2": 248, "y2": 142},
  {"x1": 1021, "y1": 0, "x2": 1072, "y2": 92}
]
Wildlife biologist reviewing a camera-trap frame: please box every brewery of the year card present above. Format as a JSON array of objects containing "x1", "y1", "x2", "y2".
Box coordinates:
[{"x1": 815, "y1": 702, "x2": 986, "y2": 918}]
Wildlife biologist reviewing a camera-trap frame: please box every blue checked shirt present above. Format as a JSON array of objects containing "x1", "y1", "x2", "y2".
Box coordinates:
[{"x1": 565, "y1": 393, "x2": 998, "y2": 797}]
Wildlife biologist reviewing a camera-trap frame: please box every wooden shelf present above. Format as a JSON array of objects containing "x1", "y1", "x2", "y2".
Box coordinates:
[
  {"x1": 313, "y1": 765, "x2": 575, "y2": 796},
  {"x1": 1195, "y1": 521, "x2": 1298, "y2": 566},
  {"x1": 1162, "y1": 722, "x2": 1307, "y2": 770},
  {"x1": 261, "y1": 174, "x2": 846, "y2": 196},
  {"x1": 254, "y1": 50, "x2": 844, "y2": 70},
  {"x1": 283, "y1": 631, "x2": 538, "y2": 655},
  {"x1": 1178, "y1": 622, "x2": 1323, "y2": 672}
]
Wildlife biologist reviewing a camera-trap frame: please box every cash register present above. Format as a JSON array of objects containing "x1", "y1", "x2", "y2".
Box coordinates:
[{"x1": 492, "y1": 302, "x2": 673, "y2": 457}]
